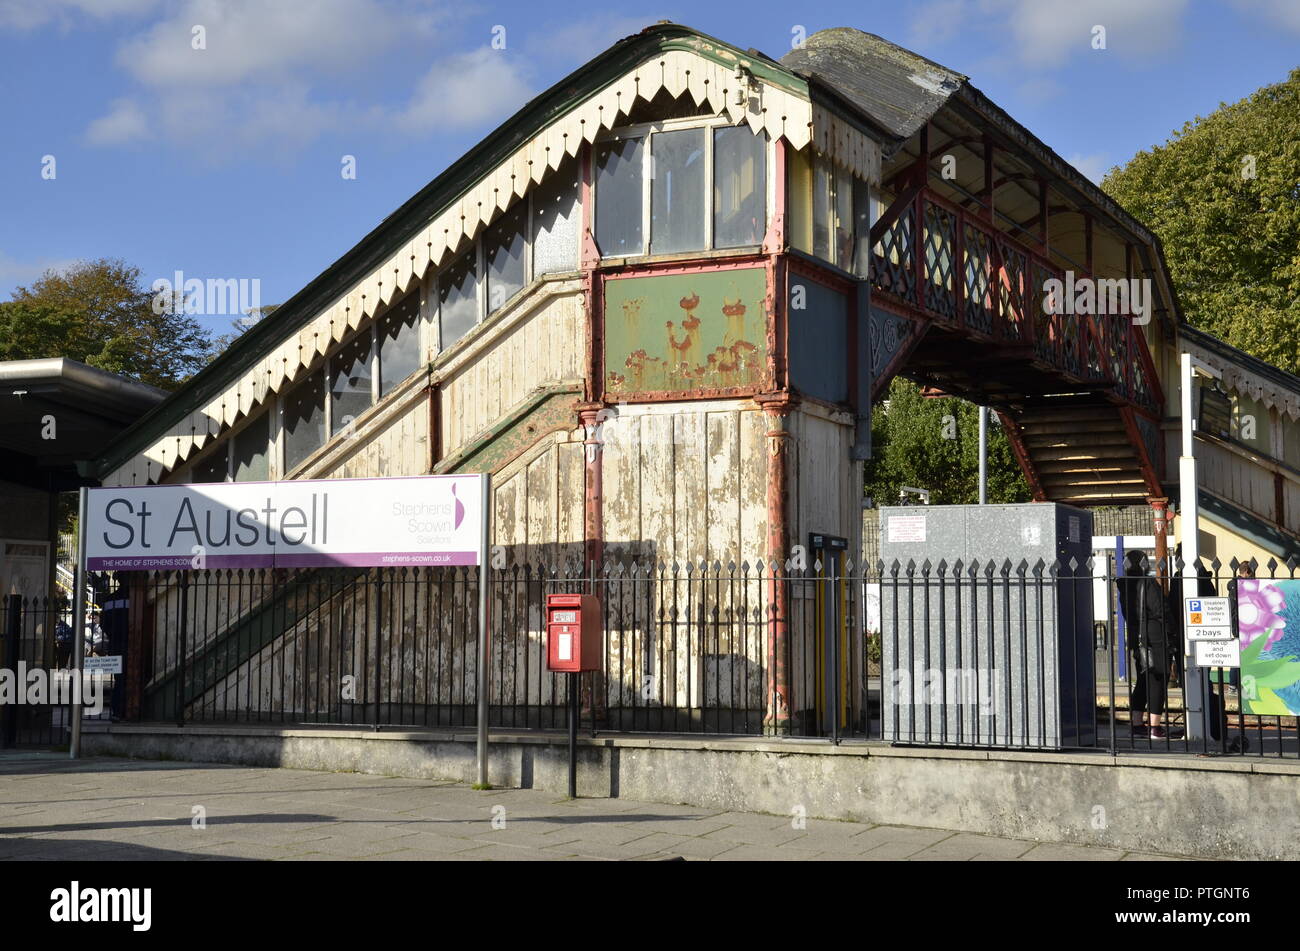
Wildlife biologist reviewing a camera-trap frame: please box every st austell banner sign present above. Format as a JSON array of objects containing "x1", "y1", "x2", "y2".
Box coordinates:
[{"x1": 83, "y1": 474, "x2": 487, "y2": 571}]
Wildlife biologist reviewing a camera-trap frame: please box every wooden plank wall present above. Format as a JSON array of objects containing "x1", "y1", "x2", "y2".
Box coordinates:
[
  {"x1": 323, "y1": 395, "x2": 431, "y2": 480},
  {"x1": 1197, "y1": 439, "x2": 1282, "y2": 525},
  {"x1": 438, "y1": 284, "x2": 585, "y2": 459},
  {"x1": 491, "y1": 430, "x2": 586, "y2": 566},
  {"x1": 600, "y1": 401, "x2": 768, "y2": 566},
  {"x1": 788, "y1": 404, "x2": 862, "y2": 558}
]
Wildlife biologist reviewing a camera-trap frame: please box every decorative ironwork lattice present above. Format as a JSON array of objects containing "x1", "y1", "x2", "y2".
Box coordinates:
[
  {"x1": 1111, "y1": 319, "x2": 1130, "y2": 400},
  {"x1": 1086, "y1": 317, "x2": 1105, "y2": 380},
  {"x1": 922, "y1": 201, "x2": 956, "y2": 321},
  {"x1": 998, "y1": 246, "x2": 1028, "y2": 341},
  {"x1": 1061, "y1": 310, "x2": 1082, "y2": 376},
  {"x1": 1032, "y1": 261, "x2": 1056, "y2": 364},
  {"x1": 962, "y1": 224, "x2": 994, "y2": 334},
  {"x1": 872, "y1": 208, "x2": 916, "y2": 303}
]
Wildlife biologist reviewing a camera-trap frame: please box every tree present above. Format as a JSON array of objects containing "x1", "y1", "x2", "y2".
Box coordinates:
[
  {"x1": 864, "y1": 377, "x2": 1030, "y2": 506},
  {"x1": 1102, "y1": 68, "x2": 1300, "y2": 374},
  {"x1": 208, "y1": 303, "x2": 280, "y2": 361},
  {"x1": 3, "y1": 258, "x2": 214, "y2": 388}
]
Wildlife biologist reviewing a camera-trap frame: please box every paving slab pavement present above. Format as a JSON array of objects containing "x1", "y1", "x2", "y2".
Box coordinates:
[{"x1": 0, "y1": 757, "x2": 1189, "y2": 861}]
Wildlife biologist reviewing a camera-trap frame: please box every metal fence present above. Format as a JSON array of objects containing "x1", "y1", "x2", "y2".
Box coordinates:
[
  {"x1": 7, "y1": 555, "x2": 1298, "y2": 759},
  {"x1": 1, "y1": 593, "x2": 119, "y2": 749}
]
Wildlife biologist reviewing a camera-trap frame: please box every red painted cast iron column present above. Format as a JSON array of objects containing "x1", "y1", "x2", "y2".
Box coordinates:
[
  {"x1": 756, "y1": 392, "x2": 793, "y2": 734},
  {"x1": 1149, "y1": 496, "x2": 1170, "y2": 590}
]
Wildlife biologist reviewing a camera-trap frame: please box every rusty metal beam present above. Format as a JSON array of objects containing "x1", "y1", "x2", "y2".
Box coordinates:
[{"x1": 997, "y1": 409, "x2": 1046, "y2": 501}]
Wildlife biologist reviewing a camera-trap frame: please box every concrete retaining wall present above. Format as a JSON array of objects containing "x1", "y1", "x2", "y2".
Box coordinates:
[{"x1": 81, "y1": 724, "x2": 1300, "y2": 860}]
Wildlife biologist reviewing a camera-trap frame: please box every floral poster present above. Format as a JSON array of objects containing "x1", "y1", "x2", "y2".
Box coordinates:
[{"x1": 1236, "y1": 579, "x2": 1300, "y2": 714}]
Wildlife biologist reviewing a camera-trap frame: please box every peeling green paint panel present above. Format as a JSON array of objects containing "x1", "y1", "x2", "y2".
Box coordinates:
[{"x1": 604, "y1": 268, "x2": 768, "y2": 396}]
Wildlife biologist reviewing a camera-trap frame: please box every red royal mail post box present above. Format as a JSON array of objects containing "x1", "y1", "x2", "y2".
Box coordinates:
[{"x1": 546, "y1": 593, "x2": 602, "y2": 672}]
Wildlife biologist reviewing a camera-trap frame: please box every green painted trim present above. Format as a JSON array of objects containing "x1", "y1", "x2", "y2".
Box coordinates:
[
  {"x1": 92, "y1": 24, "x2": 809, "y2": 481},
  {"x1": 435, "y1": 383, "x2": 582, "y2": 475}
]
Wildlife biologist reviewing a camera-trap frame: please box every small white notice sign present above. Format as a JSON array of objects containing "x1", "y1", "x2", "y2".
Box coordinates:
[
  {"x1": 1068, "y1": 516, "x2": 1080, "y2": 544},
  {"x1": 1194, "y1": 639, "x2": 1240, "y2": 668},
  {"x1": 558, "y1": 633, "x2": 572, "y2": 662},
  {"x1": 84, "y1": 655, "x2": 123, "y2": 674},
  {"x1": 887, "y1": 515, "x2": 926, "y2": 543},
  {"x1": 1185, "y1": 597, "x2": 1232, "y2": 640}
]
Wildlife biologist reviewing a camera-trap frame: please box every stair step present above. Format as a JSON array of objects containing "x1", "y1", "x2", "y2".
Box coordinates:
[
  {"x1": 1034, "y1": 460, "x2": 1140, "y2": 475},
  {"x1": 1040, "y1": 470, "x2": 1144, "y2": 483},
  {"x1": 1054, "y1": 492, "x2": 1152, "y2": 504},
  {"x1": 1030, "y1": 447, "x2": 1140, "y2": 463},
  {"x1": 1017, "y1": 406, "x2": 1118, "y2": 424},
  {"x1": 1018, "y1": 420, "x2": 1125, "y2": 436},
  {"x1": 1023, "y1": 433, "x2": 1134, "y2": 449}
]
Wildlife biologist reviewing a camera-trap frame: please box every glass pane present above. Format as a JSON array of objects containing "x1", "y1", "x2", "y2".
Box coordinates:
[
  {"x1": 851, "y1": 176, "x2": 873, "y2": 279},
  {"x1": 283, "y1": 369, "x2": 325, "y2": 473},
  {"x1": 650, "y1": 127, "x2": 705, "y2": 254},
  {"x1": 438, "y1": 249, "x2": 479, "y2": 350},
  {"x1": 834, "y1": 169, "x2": 854, "y2": 268},
  {"x1": 787, "y1": 146, "x2": 814, "y2": 253},
  {"x1": 595, "y1": 136, "x2": 644, "y2": 255},
  {"x1": 191, "y1": 448, "x2": 228, "y2": 483},
  {"x1": 486, "y1": 202, "x2": 527, "y2": 315},
  {"x1": 378, "y1": 291, "x2": 422, "y2": 397},
  {"x1": 232, "y1": 413, "x2": 269, "y2": 482},
  {"x1": 330, "y1": 330, "x2": 373, "y2": 436},
  {"x1": 533, "y1": 156, "x2": 580, "y2": 276},
  {"x1": 713, "y1": 126, "x2": 765, "y2": 248},
  {"x1": 812, "y1": 158, "x2": 831, "y2": 261}
]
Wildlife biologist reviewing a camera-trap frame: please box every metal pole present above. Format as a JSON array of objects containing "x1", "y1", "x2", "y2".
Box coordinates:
[
  {"x1": 372, "y1": 573, "x2": 383, "y2": 729},
  {"x1": 978, "y1": 406, "x2": 988, "y2": 505},
  {"x1": 176, "y1": 573, "x2": 189, "y2": 728},
  {"x1": 475, "y1": 474, "x2": 493, "y2": 787},
  {"x1": 568, "y1": 672, "x2": 578, "y2": 798},
  {"x1": 69, "y1": 486, "x2": 89, "y2": 760},
  {"x1": 1179, "y1": 353, "x2": 1206, "y2": 741}
]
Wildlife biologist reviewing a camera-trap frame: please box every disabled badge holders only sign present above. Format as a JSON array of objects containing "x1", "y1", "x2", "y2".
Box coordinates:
[
  {"x1": 1185, "y1": 596, "x2": 1239, "y2": 668},
  {"x1": 1185, "y1": 596, "x2": 1231, "y2": 639}
]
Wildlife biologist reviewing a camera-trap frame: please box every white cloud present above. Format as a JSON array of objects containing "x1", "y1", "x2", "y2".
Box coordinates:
[
  {"x1": 396, "y1": 48, "x2": 533, "y2": 133},
  {"x1": 117, "y1": 0, "x2": 433, "y2": 87},
  {"x1": 1009, "y1": 0, "x2": 1189, "y2": 68},
  {"x1": 1064, "y1": 152, "x2": 1112, "y2": 184},
  {"x1": 77, "y1": 0, "x2": 542, "y2": 161},
  {"x1": 1233, "y1": 0, "x2": 1300, "y2": 34},
  {"x1": 0, "y1": 253, "x2": 80, "y2": 292},
  {"x1": 909, "y1": 0, "x2": 1190, "y2": 70},
  {"x1": 0, "y1": 0, "x2": 159, "y2": 31},
  {"x1": 85, "y1": 98, "x2": 149, "y2": 145}
]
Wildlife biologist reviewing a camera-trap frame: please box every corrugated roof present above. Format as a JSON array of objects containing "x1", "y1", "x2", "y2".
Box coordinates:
[{"x1": 781, "y1": 27, "x2": 966, "y2": 143}]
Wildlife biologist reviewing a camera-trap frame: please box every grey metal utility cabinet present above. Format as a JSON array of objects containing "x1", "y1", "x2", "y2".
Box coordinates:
[{"x1": 878, "y1": 503, "x2": 1096, "y2": 749}]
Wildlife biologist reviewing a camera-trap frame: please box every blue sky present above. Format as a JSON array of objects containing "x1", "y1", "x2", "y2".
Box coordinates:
[{"x1": 2, "y1": 0, "x2": 1297, "y2": 341}]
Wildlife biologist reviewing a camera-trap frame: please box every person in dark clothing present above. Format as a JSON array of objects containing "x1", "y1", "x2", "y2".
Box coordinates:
[
  {"x1": 100, "y1": 586, "x2": 130, "y2": 720},
  {"x1": 54, "y1": 619, "x2": 74, "y2": 668},
  {"x1": 1117, "y1": 551, "x2": 1175, "y2": 738}
]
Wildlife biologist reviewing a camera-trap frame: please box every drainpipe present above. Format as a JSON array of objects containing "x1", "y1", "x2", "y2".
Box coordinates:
[{"x1": 577, "y1": 402, "x2": 606, "y2": 726}]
